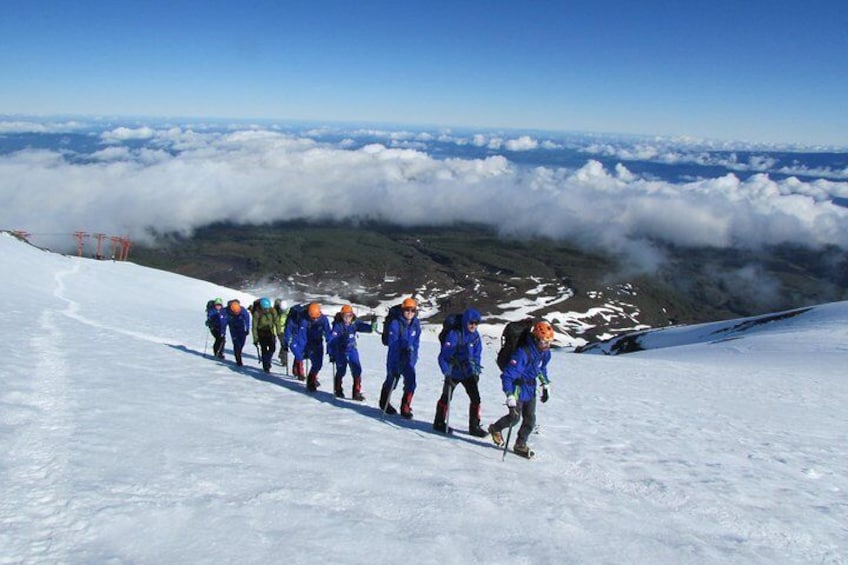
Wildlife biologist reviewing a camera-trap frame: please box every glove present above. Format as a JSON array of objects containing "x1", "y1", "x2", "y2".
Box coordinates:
[
  {"x1": 506, "y1": 395, "x2": 517, "y2": 408},
  {"x1": 541, "y1": 385, "x2": 550, "y2": 403},
  {"x1": 371, "y1": 318, "x2": 378, "y2": 331},
  {"x1": 253, "y1": 339, "x2": 258, "y2": 346}
]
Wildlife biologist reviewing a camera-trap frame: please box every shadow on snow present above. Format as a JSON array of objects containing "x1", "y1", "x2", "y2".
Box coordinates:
[{"x1": 166, "y1": 343, "x2": 498, "y2": 451}]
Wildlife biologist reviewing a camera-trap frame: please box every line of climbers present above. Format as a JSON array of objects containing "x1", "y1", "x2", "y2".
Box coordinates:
[{"x1": 205, "y1": 296, "x2": 555, "y2": 459}]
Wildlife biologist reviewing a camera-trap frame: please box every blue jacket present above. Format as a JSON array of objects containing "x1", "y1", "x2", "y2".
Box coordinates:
[
  {"x1": 292, "y1": 316, "x2": 331, "y2": 359},
  {"x1": 206, "y1": 308, "x2": 226, "y2": 335},
  {"x1": 501, "y1": 337, "x2": 551, "y2": 402},
  {"x1": 387, "y1": 315, "x2": 421, "y2": 369},
  {"x1": 328, "y1": 319, "x2": 373, "y2": 358},
  {"x1": 224, "y1": 307, "x2": 251, "y2": 338},
  {"x1": 438, "y1": 309, "x2": 482, "y2": 380}
]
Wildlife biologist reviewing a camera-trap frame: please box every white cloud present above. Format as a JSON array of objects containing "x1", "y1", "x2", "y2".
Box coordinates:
[
  {"x1": 0, "y1": 119, "x2": 89, "y2": 133},
  {"x1": 101, "y1": 126, "x2": 157, "y2": 142},
  {"x1": 582, "y1": 141, "x2": 848, "y2": 180},
  {"x1": 89, "y1": 146, "x2": 132, "y2": 161},
  {"x1": 2, "y1": 125, "x2": 847, "y2": 273},
  {"x1": 504, "y1": 136, "x2": 539, "y2": 151}
]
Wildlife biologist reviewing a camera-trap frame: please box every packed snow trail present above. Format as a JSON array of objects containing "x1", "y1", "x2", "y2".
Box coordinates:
[{"x1": 1, "y1": 264, "x2": 81, "y2": 562}]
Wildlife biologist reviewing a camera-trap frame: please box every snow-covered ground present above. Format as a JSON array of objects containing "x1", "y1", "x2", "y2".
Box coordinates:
[{"x1": 1, "y1": 232, "x2": 846, "y2": 564}]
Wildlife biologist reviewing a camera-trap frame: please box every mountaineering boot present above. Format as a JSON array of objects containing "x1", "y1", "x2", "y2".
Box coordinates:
[
  {"x1": 379, "y1": 385, "x2": 397, "y2": 415},
  {"x1": 488, "y1": 425, "x2": 504, "y2": 447},
  {"x1": 293, "y1": 360, "x2": 305, "y2": 380},
  {"x1": 306, "y1": 372, "x2": 320, "y2": 392},
  {"x1": 468, "y1": 403, "x2": 487, "y2": 437},
  {"x1": 334, "y1": 376, "x2": 344, "y2": 398},
  {"x1": 433, "y1": 399, "x2": 451, "y2": 433},
  {"x1": 513, "y1": 442, "x2": 535, "y2": 459},
  {"x1": 400, "y1": 391, "x2": 414, "y2": 420},
  {"x1": 235, "y1": 351, "x2": 243, "y2": 367},
  {"x1": 352, "y1": 377, "x2": 365, "y2": 401}
]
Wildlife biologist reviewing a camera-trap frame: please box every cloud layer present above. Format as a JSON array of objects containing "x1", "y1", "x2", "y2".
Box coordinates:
[{"x1": 2, "y1": 122, "x2": 847, "y2": 271}]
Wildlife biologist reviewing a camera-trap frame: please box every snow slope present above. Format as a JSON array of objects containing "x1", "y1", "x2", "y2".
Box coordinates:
[{"x1": 1, "y1": 233, "x2": 846, "y2": 564}]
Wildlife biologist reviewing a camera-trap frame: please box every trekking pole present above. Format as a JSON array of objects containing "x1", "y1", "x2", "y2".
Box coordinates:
[
  {"x1": 284, "y1": 347, "x2": 289, "y2": 375},
  {"x1": 502, "y1": 415, "x2": 516, "y2": 461},
  {"x1": 203, "y1": 331, "x2": 209, "y2": 357}
]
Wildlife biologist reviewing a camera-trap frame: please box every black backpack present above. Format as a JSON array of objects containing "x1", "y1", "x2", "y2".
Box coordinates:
[
  {"x1": 496, "y1": 319, "x2": 535, "y2": 371},
  {"x1": 285, "y1": 304, "x2": 308, "y2": 333},
  {"x1": 250, "y1": 298, "x2": 262, "y2": 314},
  {"x1": 438, "y1": 313, "x2": 464, "y2": 346},
  {"x1": 205, "y1": 300, "x2": 217, "y2": 328},
  {"x1": 381, "y1": 304, "x2": 404, "y2": 346}
]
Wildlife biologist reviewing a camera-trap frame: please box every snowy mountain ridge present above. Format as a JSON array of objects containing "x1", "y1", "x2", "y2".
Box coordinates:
[
  {"x1": 1, "y1": 232, "x2": 846, "y2": 564},
  {"x1": 576, "y1": 302, "x2": 848, "y2": 355}
]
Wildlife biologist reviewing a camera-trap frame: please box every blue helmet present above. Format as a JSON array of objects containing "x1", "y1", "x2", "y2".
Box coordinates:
[{"x1": 259, "y1": 297, "x2": 272, "y2": 310}]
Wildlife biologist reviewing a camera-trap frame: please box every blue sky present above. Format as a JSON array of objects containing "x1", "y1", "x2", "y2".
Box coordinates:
[{"x1": 1, "y1": 0, "x2": 847, "y2": 145}]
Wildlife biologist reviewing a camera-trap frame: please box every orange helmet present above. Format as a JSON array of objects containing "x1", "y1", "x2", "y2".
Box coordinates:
[
  {"x1": 230, "y1": 301, "x2": 241, "y2": 315},
  {"x1": 308, "y1": 302, "x2": 322, "y2": 319},
  {"x1": 532, "y1": 321, "x2": 554, "y2": 342},
  {"x1": 340, "y1": 304, "x2": 354, "y2": 315},
  {"x1": 401, "y1": 297, "x2": 418, "y2": 310}
]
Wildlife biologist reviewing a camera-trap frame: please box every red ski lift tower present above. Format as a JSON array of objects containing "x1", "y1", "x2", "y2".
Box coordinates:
[
  {"x1": 109, "y1": 236, "x2": 123, "y2": 260},
  {"x1": 119, "y1": 236, "x2": 132, "y2": 261},
  {"x1": 92, "y1": 233, "x2": 107, "y2": 259},
  {"x1": 73, "y1": 231, "x2": 89, "y2": 257}
]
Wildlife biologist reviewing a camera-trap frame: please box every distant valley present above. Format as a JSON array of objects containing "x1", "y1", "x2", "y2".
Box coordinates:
[{"x1": 130, "y1": 221, "x2": 848, "y2": 347}]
